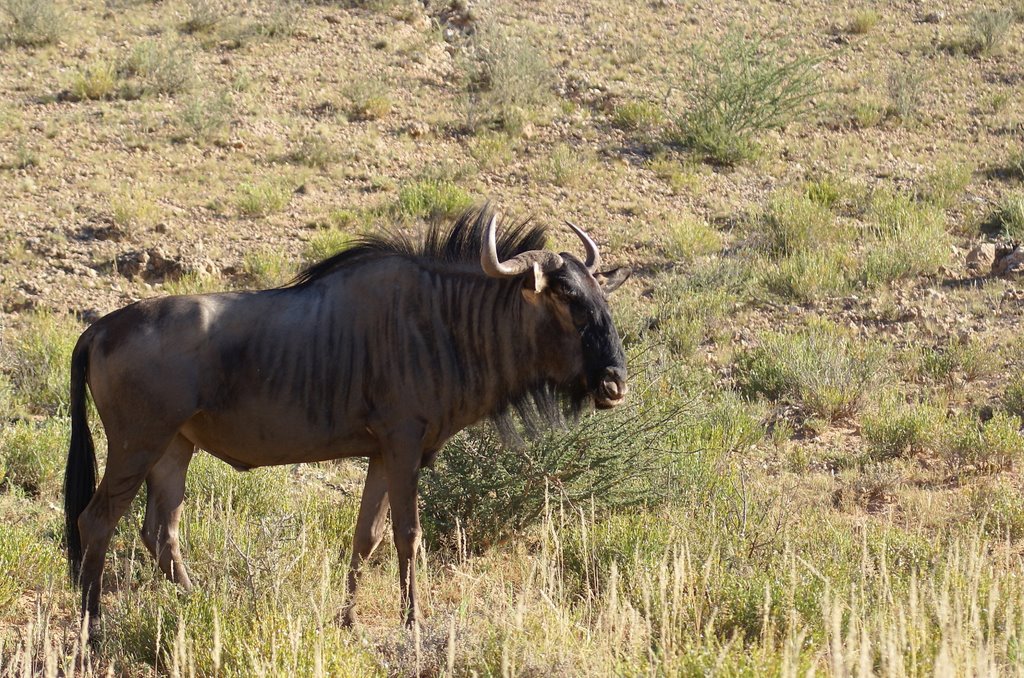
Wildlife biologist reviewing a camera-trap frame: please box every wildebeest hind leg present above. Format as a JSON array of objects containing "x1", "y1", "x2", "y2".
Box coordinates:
[
  {"x1": 77, "y1": 430, "x2": 177, "y2": 629},
  {"x1": 141, "y1": 434, "x2": 195, "y2": 591},
  {"x1": 340, "y1": 455, "x2": 389, "y2": 626}
]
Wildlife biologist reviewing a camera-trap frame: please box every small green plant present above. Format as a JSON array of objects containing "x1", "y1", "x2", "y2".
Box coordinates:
[
  {"x1": 983, "y1": 191, "x2": 1024, "y2": 239},
  {"x1": 111, "y1": 189, "x2": 160, "y2": 239},
  {"x1": 393, "y1": 177, "x2": 473, "y2": 221},
  {"x1": 676, "y1": 33, "x2": 822, "y2": 165},
  {"x1": 0, "y1": 418, "x2": 68, "y2": 497},
  {"x1": 4, "y1": 311, "x2": 81, "y2": 415},
  {"x1": 804, "y1": 177, "x2": 842, "y2": 209},
  {"x1": 919, "y1": 337, "x2": 992, "y2": 384},
  {"x1": 847, "y1": 9, "x2": 880, "y2": 34},
  {"x1": 612, "y1": 100, "x2": 664, "y2": 131},
  {"x1": 939, "y1": 411, "x2": 1024, "y2": 473},
  {"x1": 304, "y1": 228, "x2": 352, "y2": 264},
  {"x1": 236, "y1": 181, "x2": 291, "y2": 217},
  {"x1": 177, "y1": 91, "x2": 233, "y2": 143},
  {"x1": 461, "y1": 20, "x2": 552, "y2": 134},
  {"x1": 181, "y1": 0, "x2": 228, "y2": 34},
  {"x1": 862, "y1": 397, "x2": 940, "y2": 460},
  {"x1": 970, "y1": 479, "x2": 1024, "y2": 540},
  {"x1": 420, "y1": 379, "x2": 681, "y2": 551},
  {"x1": 859, "y1": 190, "x2": 949, "y2": 285},
  {"x1": 852, "y1": 98, "x2": 886, "y2": 128},
  {"x1": 0, "y1": 0, "x2": 66, "y2": 47},
  {"x1": 919, "y1": 161, "x2": 972, "y2": 210},
  {"x1": 734, "y1": 321, "x2": 885, "y2": 420},
  {"x1": 887, "y1": 64, "x2": 928, "y2": 124},
  {"x1": 547, "y1": 143, "x2": 587, "y2": 187},
  {"x1": 665, "y1": 215, "x2": 722, "y2": 260},
  {"x1": 758, "y1": 190, "x2": 838, "y2": 256},
  {"x1": 243, "y1": 249, "x2": 295, "y2": 287},
  {"x1": 647, "y1": 154, "x2": 700, "y2": 194},
  {"x1": 119, "y1": 39, "x2": 195, "y2": 97},
  {"x1": 1005, "y1": 375, "x2": 1024, "y2": 419},
  {"x1": 468, "y1": 132, "x2": 515, "y2": 170},
  {"x1": 763, "y1": 247, "x2": 855, "y2": 302},
  {"x1": 2, "y1": 138, "x2": 38, "y2": 169},
  {"x1": 288, "y1": 132, "x2": 335, "y2": 169},
  {"x1": 964, "y1": 9, "x2": 1014, "y2": 56},
  {"x1": 70, "y1": 60, "x2": 118, "y2": 100},
  {"x1": 343, "y1": 78, "x2": 392, "y2": 121}
]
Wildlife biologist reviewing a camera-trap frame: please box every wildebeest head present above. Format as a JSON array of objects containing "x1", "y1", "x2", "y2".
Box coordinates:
[{"x1": 481, "y1": 215, "x2": 631, "y2": 410}]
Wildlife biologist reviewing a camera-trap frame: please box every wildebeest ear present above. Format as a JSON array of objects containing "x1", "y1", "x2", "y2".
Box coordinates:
[
  {"x1": 522, "y1": 261, "x2": 548, "y2": 295},
  {"x1": 594, "y1": 267, "x2": 631, "y2": 293}
]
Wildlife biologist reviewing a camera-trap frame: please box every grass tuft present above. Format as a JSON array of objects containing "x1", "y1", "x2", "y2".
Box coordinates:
[
  {"x1": 235, "y1": 181, "x2": 291, "y2": 218},
  {"x1": 0, "y1": 0, "x2": 65, "y2": 47},
  {"x1": 735, "y1": 321, "x2": 885, "y2": 421}
]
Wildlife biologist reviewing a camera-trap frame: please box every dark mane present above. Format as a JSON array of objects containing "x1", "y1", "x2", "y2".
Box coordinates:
[{"x1": 285, "y1": 205, "x2": 548, "y2": 289}]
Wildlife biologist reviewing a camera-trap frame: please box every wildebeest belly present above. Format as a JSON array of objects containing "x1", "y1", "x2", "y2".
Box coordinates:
[{"x1": 179, "y1": 407, "x2": 377, "y2": 468}]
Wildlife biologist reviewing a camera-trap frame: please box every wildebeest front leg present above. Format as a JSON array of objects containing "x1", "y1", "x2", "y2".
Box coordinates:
[
  {"x1": 382, "y1": 437, "x2": 424, "y2": 627},
  {"x1": 341, "y1": 455, "x2": 389, "y2": 626}
]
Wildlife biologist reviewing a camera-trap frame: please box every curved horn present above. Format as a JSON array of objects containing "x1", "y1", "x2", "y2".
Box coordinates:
[
  {"x1": 565, "y1": 220, "x2": 601, "y2": 272},
  {"x1": 481, "y1": 213, "x2": 563, "y2": 278}
]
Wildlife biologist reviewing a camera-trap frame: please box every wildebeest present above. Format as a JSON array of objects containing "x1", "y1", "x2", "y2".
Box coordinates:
[{"x1": 64, "y1": 206, "x2": 631, "y2": 630}]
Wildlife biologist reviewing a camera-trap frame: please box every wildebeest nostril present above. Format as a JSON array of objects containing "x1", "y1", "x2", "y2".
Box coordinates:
[{"x1": 602, "y1": 379, "x2": 621, "y2": 398}]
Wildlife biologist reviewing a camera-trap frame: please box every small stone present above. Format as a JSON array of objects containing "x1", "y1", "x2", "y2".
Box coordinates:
[
  {"x1": 993, "y1": 244, "x2": 1024, "y2": 278},
  {"x1": 966, "y1": 243, "x2": 996, "y2": 273}
]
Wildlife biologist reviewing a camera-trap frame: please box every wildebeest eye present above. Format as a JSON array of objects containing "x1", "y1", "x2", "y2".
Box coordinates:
[{"x1": 569, "y1": 301, "x2": 590, "y2": 327}]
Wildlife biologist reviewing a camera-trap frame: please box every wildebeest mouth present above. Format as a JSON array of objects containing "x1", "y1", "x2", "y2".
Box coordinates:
[
  {"x1": 594, "y1": 390, "x2": 627, "y2": 410},
  {"x1": 593, "y1": 368, "x2": 627, "y2": 409}
]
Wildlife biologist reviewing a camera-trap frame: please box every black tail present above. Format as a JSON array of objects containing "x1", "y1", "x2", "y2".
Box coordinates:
[{"x1": 65, "y1": 331, "x2": 97, "y2": 585}]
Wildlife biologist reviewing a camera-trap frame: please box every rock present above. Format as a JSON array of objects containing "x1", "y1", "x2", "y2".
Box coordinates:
[
  {"x1": 966, "y1": 243, "x2": 995, "y2": 273},
  {"x1": 993, "y1": 243, "x2": 1024, "y2": 278},
  {"x1": 117, "y1": 247, "x2": 187, "y2": 282},
  {"x1": 405, "y1": 121, "x2": 430, "y2": 138}
]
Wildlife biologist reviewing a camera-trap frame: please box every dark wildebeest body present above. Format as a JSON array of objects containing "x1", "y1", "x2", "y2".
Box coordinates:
[{"x1": 64, "y1": 207, "x2": 631, "y2": 630}]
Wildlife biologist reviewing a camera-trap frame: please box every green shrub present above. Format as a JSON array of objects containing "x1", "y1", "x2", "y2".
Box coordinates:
[
  {"x1": 804, "y1": 177, "x2": 843, "y2": 209},
  {"x1": 0, "y1": 525, "x2": 61, "y2": 616},
  {"x1": 0, "y1": 417, "x2": 68, "y2": 496},
  {"x1": 393, "y1": 177, "x2": 473, "y2": 221},
  {"x1": 847, "y1": 9, "x2": 880, "y2": 34},
  {"x1": 965, "y1": 9, "x2": 1014, "y2": 56},
  {"x1": 887, "y1": 64, "x2": 928, "y2": 123},
  {"x1": 983, "y1": 191, "x2": 1024, "y2": 239},
  {"x1": 343, "y1": 78, "x2": 392, "y2": 121},
  {"x1": 420, "y1": 382, "x2": 683, "y2": 551},
  {"x1": 969, "y1": 479, "x2": 1024, "y2": 540},
  {"x1": 181, "y1": 0, "x2": 228, "y2": 34},
  {"x1": 304, "y1": 229, "x2": 353, "y2": 264},
  {"x1": 939, "y1": 412, "x2": 1024, "y2": 473},
  {"x1": 5, "y1": 311, "x2": 81, "y2": 415},
  {"x1": 758, "y1": 191, "x2": 838, "y2": 256},
  {"x1": 665, "y1": 215, "x2": 722, "y2": 260},
  {"x1": 288, "y1": 132, "x2": 335, "y2": 169},
  {"x1": 0, "y1": 0, "x2": 65, "y2": 47},
  {"x1": 243, "y1": 249, "x2": 294, "y2": 287},
  {"x1": 546, "y1": 143, "x2": 587, "y2": 187},
  {"x1": 919, "y1": 161, "x2": 972, "y2": 210},
  {"x1": 1005, "y1": 375, "x2": 1024, "y2": 418},
  {"x1": 859, "y1": 190, "x2": 949, "y2": 285},
  {"x1": 918, "y1": 337, "x2": 990, "y2": 384},
  {"x1": 236, "y1": 181, "x2": 291, "y2": 217},
  {"x1": 461, "y1": 20, "x2": 552, "y2": 134},
  {"x1": 862, "y1": 398, "x2": 940, "y2": 460},
  {"x1": 119, "y1": 39, "x2": 195, "y2": 98},
  {"x1": 676, "y1": 33, "x2": 821, "y2": 165},
  {"x1": 612, "y1": 100, "x2": 664, "y2": 131},
  {"x1": 177, "y1": 91, "x2": 233, "y2": 143},
  {"x1": 763, "y1": 246, "x2": 855, "y2": 302},
  {"x1": 70, "y1": 60, "x2": 118, "y2": 100},
  {"x1": 734, "y1": 322, "x2": 885, "y2": 420}
]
